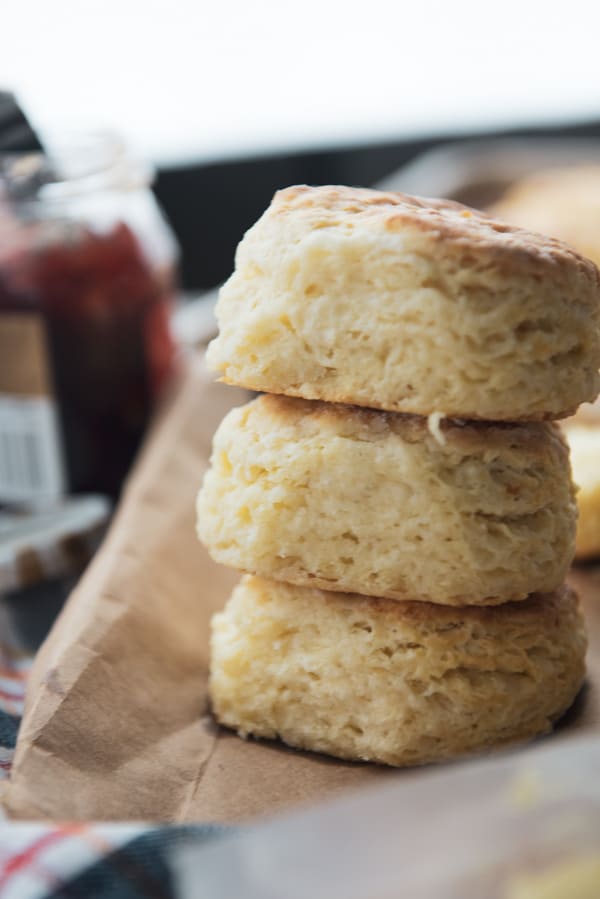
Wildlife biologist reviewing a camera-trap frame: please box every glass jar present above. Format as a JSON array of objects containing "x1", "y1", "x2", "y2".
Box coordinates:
[{"x1": 0, "y1": 133, "x2": 179, "y2": 504}]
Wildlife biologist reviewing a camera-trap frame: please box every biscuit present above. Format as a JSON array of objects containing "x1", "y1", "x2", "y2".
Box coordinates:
[
  {"x1": 206, "y1": 185, "x2": 600, "y2": 420},
  {"x1": 492, "y1": 166, "x2": 600, "y2": 267},
  {"x1": 562, "y1": 416, "x2": 600, "y2": 559},
  {"x1": 197, "y1": 395, "x2": 577, "y2": 605},
  {"x1": 210, "y1": 576, "x2": 587, "y2": 767}
]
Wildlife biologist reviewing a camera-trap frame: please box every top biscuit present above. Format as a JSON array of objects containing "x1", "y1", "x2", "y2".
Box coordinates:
[{"x1": 207, "y1": 185, "x2": 600, "y2": 420}]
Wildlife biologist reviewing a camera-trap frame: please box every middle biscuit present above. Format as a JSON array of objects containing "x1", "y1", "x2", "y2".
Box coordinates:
[{"x1": 197, "y1": 394, "x2": 576, "y2": 605}]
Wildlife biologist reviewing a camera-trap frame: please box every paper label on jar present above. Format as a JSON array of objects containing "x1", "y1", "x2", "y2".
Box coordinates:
[
  {"x1": 0, "y1": 312, "x2": 53, "y2": 397},
  {"x1": 0, "y1": 313, "x2": 65, "y2": 505}
]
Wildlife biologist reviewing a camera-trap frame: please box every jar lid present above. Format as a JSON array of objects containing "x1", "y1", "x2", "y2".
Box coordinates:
[
  {"x1": 0, "y1": 495, "x2": 110, "y2": 594},
  {"x1": 0, "y1": 131, "x2": 152, "y2": 205}
]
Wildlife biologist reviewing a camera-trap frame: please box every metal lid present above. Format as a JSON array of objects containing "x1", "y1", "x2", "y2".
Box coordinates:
[{"x1": 0, "y1": 495, "x2": 110, "y2": 594}]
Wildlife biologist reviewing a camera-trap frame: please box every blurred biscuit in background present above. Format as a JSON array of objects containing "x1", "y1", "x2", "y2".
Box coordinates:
[
  {"x1": 493, "y1": 166, "x2": 600, "y2": 560},
  {"x1": 492, "y1": 166, "x2": 600, "y2": 267},
  {"x1": 562, "y1": 402, "x2": 600, "y2": 560}
]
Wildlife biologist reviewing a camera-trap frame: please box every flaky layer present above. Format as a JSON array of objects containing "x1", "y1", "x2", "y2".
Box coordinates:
[
  {"x1": 207, "y1": 185, "x2": 600, "y2": 420},
  {"x1": 210, "y1": 576, "x2": 587, "y2": 767},
  {"x1": 197, "y1": 395, "x2": 577, "y2": 605}
]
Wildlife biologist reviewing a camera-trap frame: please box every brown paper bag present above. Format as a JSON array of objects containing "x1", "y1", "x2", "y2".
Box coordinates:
[
  {"x1": 4, "y1": 356, "x2": 600, "y2": 823},
  {"x1": 4, "y1": 357, "x2": 395, "y2": 822}
]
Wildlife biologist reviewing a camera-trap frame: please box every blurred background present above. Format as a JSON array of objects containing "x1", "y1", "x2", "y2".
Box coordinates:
[
  {"x1": 3, "y1": 0, "x2": 600, "y2": 609},
  {"x1": 4, "y1": 0, "x2": 600, "y2": 289}
]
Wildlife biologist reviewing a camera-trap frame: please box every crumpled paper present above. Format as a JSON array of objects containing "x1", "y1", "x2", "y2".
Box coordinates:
[
  {"x1": 4, "y1": 356, "x2": 600, "y2": 823},
  {"x1": 4, "y1": 357, "x2": 395, "y2": 822}
]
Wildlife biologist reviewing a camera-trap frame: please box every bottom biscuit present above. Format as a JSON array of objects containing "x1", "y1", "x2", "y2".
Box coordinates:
[{"x1": 209, "y1": 576, "x2": 586, "y2": 767}]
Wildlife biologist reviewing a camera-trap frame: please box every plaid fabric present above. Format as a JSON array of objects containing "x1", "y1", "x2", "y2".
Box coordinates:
[
  {"x1": 0, "y1": 822, "x2": 225, "y2": 899},
  {"x1": 0, "y1": 589, "x2": 227, "y2": 898},
  {"x1": 0, "y1": 598, "x2": 32, "y2": 780}
]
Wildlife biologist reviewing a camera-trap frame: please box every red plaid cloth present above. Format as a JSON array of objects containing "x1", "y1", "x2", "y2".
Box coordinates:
[
  {"x1": 0, "y1": 601, "x2": 225, "y2": 899},
  {"x1": 0, "y1": 627, "x2": 31, "y2": 780},
  {"x1": 0, "y1": 822, "x2": 148, "y2": 898},
  {"x1": 0, "y1": 820, "x2": 224, "y2": 898}
]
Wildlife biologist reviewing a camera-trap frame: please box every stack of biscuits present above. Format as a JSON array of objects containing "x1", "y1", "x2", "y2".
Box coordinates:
[{"x1": 197, "y1": 186, "x2": 600, "y2": 767}]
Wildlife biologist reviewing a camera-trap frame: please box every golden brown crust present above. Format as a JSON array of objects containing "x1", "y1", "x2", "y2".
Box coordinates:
[
  {"x1": 216, "y1": 375, "x2": 579, "y2": 422},
  {"x1": 253, "y1": 393, "x2": 569, "y2": 457},
  {"x1": 271, "y1": 185, "x2": 600, "y2": 288},
  {"x1": 312, "y1": 583, "x2": 579, "y2": 626}
]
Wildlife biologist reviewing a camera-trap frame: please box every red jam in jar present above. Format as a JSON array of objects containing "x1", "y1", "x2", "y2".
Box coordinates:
[{"x1": 0, "y1": 136, "x2": 179, "y2": 504}]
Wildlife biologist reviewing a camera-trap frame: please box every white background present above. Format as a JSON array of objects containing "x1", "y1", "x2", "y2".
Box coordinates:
[{"x1": 2, "y1": 0, "x2": 600, "y2": 165}]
